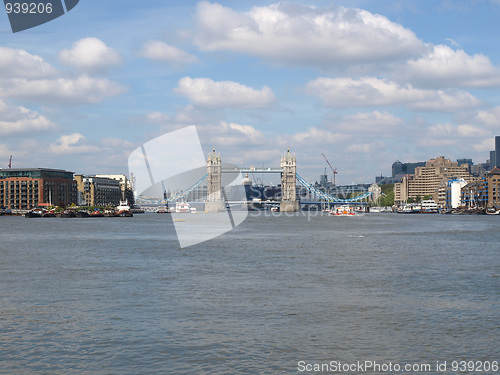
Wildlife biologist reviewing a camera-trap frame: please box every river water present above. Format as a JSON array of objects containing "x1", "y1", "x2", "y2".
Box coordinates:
[{"x1": 0, "y1": 213, "x2": 498, "y2": 374}]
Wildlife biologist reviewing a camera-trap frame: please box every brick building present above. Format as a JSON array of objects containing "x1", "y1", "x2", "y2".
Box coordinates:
[{"x1": 0, "y1": 168, "x2": 77, "y2": 209}]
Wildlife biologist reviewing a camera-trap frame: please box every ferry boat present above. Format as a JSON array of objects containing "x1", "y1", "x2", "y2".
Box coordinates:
[
  {"x1": 421, "y1": 200, "x2": 439, "y2": 213},
  {"x1": 175, "y1": 202, "x2": 190, "y2": 213},
  {"x1": 330, "y1": 205, "x2": 355, "y2": 216}
]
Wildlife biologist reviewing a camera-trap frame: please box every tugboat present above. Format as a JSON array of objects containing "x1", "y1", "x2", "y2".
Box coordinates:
[{"x1": 116, "y1": 200, "x2": 133, "y2": 217}]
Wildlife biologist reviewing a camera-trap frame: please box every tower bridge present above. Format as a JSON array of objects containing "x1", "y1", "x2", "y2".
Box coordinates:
[
  {"x1": 135, "y1": 148, "x2": 374, "y2": 211},
  {"x1": 206, "y1": 148, "x2": 299, "y2": 212}
]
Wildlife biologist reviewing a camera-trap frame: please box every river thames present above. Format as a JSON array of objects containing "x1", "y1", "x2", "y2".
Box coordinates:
[{"x1": 0, "y1": 213, "x2": 498, "y2": 374}]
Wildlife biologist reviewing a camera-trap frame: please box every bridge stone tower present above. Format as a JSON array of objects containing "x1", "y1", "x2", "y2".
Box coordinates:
[
  {"x1": 280, "y1": 149, "x2": 299, "y2": 212},
  {"x1": 206, "y1": 148, "x2": 226, "y2": 212}
]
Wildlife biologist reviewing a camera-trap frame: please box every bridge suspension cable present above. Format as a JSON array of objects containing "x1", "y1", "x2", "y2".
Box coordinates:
[
  {"x1": 296, "y1": 173, "x2": 373, "y2": 203},
  {"x1": 135, "y1": 174, "x2": 208, "y2": 205},
  {"x1": 165, "y1": 174, "x2": 207, "y2": 202}
]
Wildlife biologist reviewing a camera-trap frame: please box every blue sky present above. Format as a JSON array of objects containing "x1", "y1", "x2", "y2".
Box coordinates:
[{"x1": 1, "y1": 0, "x2": 500, "y2": 185}]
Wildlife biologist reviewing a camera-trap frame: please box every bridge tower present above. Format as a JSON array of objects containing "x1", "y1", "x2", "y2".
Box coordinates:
[
  {"x1": 206, "y1": 148, "x2": 226, "y2": 212},
  {"x1": 280, "y1": 149, "x2": 299, "y2": 212}
]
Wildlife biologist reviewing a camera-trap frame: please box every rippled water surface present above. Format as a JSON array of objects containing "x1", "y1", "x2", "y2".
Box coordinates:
[{"x1": 0, "y1": 213, "x2": 498, "y2": 374}]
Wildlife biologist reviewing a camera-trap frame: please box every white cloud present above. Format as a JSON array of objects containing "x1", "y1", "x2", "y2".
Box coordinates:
[
  {"x1": 49, "y1": 133, "x2": 100, "y2": 154},
  {"x1": 473, "y1": 107, "x2": 500, "y2": 127},
  {"x1": 0, "y1": 46, "x2": 57, "y2": 79},
  {"x1": 0, "y1": 143, "x2": 14, "y2": 159},
  {"x1": 398, "y1": 45, "x2": 500, "y2": 88},
  {"x1": 59, "y1": 38, "x2": 123, "y2": 73},
  {"x1": 0, "y1": 46, "x2": 126, "y2": 106},
  {"x1": 457, "y1": 124, "x2": 490, "y2": 138},
  {"x1": 423, "y1": 122, "x2": 493, "y2": 152},
  {"x1": 145, "y1": 111, "x2": 171, "y2": 124},
  {"x1": 0, "y1": 76, "x2": 126, "y2": 106},
  {"x1": 210, "y1": 121, "x2": 265, "y2": 145},
  {"x1": 139, "y1": 41, "x2": 198, "y2": 67},
  {"x1": 306, "y1": 77, "x2": 481, "y2": 111},
  {"x1": 174, "y1": 77, "x2": 275, "y2": 109},
  {"x1": 471, "y1": 137, "x2": 495, "y2": 153},
  {"x1": 194, "y1": 2, "x2": 426, "y2": 66},
  {"x1": 0, "y1": 100, "x2": 56, "y2": 136},
  {"x1": 327, "y1": 111, "x2": 404, "y2": 135},
  {"x1": 346, "y1": 141, "x2": 387, "y2": 154},
  {"x1": 290, "y1": 127, "x2": 350, "y2": 144}
]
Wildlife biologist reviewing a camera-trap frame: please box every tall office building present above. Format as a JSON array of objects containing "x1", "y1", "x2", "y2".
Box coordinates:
[
  {"x1": 495, "y1": 136, "x2": 500, "y2": 169},
  {"x1": 490, "y1": 151, "x2": 496, "y2": 169},
  {"x1": 393, "y1": 156, "x2": 474, "y2": 204}
]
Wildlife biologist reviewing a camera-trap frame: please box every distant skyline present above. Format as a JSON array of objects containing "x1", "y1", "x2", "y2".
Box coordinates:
[{"x1": 1, "y1": 1, "x2": 500, "y2": 185}]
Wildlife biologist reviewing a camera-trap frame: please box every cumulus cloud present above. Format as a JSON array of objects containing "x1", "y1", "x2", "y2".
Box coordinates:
[
  {"x1": 423, "y1": 122, "x2": 493, "y2": 153},
  {"x1": 0, "y1": 76, "x2": 126, "y2": 106},
  {"x1": 398, "y1": 45, "x2": 500, "y2": 88},
  {"x1": 0, "y1": 100, "x2": 56, "y2": 136},
  {"x1": 327, "y1": 111, "x2": 404, "y2": 135},
  {"x1": 174, "y1": 77, "x2": 275, "y2": 109},
  {"x1": 473, "y1": 106, "x2": 500, "y2": 127},
  {"x1": 194, "y1": 1, "x2": 426, "y2": 66},
  {"x1": 306, "y1": 77, "x2": 481, "y2": 111},
  {"x1": 145, "y1": 111, "x2": 171, "y2": 124},
  {"x1": 139, "y1": 41, "x2": 198, "y2": 67},
  {"x1": 290, "y1": 127, "x2": 350, "y2": 144},
  {"x1": 346, "y1": 141, "x2": 387, "y2": 154},
  {"x1": 59, "y1": 38, "x2": 123, "y2": 73},
  {"x1": 0, "y1": 46, "x2": 58, "y2": 79},
  {"x1": 49, "y1": 133, "x2": 100, "y2": 154},
  {"x1": 0, "y1": 46, "x2": 126, "y2": 106},
  {"x1": 209, "y1": 121, "x2": 265, "y2": 145},
  {"x1": 0, "y1": 143, "x2": 14, "y2": 159}
]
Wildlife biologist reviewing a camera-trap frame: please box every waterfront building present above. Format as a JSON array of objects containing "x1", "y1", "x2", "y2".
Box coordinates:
[
  {"x1": 0, "y1": 168, "x2": 77, "y2": 209},
  {"x1": 446, "y1": 179, "x2": 468, "y2": 209},
  {"x1": 487, "y1": 167, "x2": 500, "y2": 207},
  {"x1": 495, "y1": 136, "x2": 500, "y2": 170},
  {"x1": 461, "y1": 179, "x2": 488, "y2": 208},
  {"x1": 470, "y1": 163, "x2": 488, "y2": 178},
  {"x1": 74, "y1": 175, "x2": 122, "y2": 206},
  {"x1": 394, "y1": 156, "x2": 474, "y2": 204},
  {"x1": 435, "y1": 182, "x2": 447, "y2": 208},
  {"x1": 94, "y1": 174, "x2": 135, "y2": 206}
]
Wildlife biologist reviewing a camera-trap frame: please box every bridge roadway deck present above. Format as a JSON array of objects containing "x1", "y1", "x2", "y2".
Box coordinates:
[{"x1": 221, "y1": 168, "x2": 283, "y2": 173}]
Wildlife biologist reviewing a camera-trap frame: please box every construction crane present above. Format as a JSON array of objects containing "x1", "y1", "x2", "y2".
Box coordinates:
[{"x1": 321, "y1": 153, "x2": 338, "y2": 185}]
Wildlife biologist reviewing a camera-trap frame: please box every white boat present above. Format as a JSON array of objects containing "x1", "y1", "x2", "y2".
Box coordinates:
[
  {"x1": 485, "y1": 208, "x2": 500, "y2": 215},
  {"x1": 116, "y1": 200, "x2": 130, "y2": 211},
  {"x1": 175, "y1": 202, "x2": 190, "y2": 213},
  {"x1": 330, "y1": 205, "x2": 355, "y2": 216}
]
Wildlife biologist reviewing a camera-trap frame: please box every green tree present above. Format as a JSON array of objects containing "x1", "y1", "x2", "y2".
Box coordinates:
[{"x1": 378, "y1": 184, "x2": 395, "y2": 206}]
